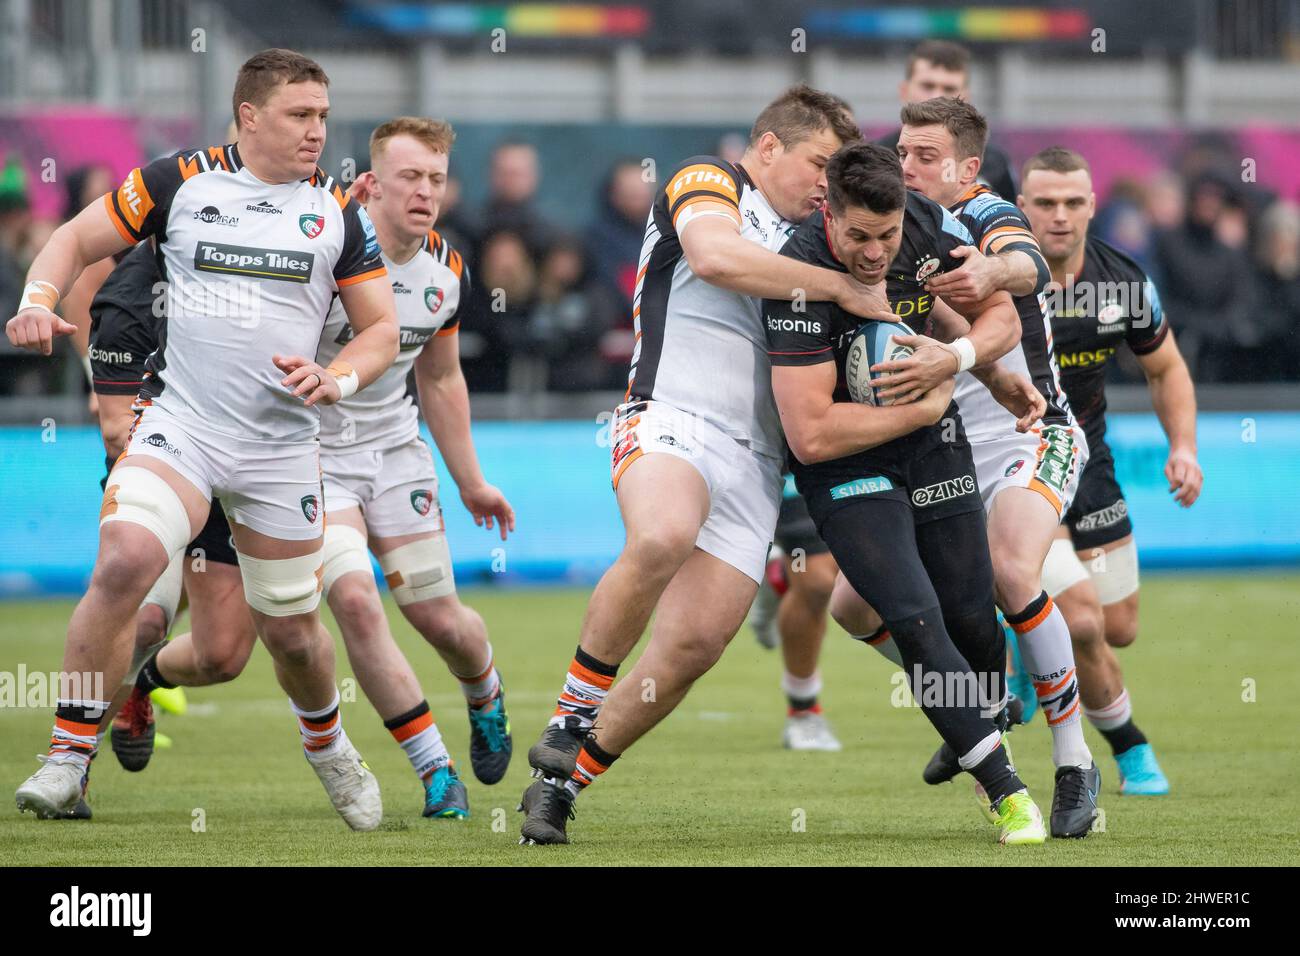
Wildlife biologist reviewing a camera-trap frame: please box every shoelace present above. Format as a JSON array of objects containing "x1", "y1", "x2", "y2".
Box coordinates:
[
  {"x1": 1054, "y1": 769, "x2": 1090, "y2": 809},
  {"x1": 471, "y1": 698, "x2": 509, "y2": 752},
  {"x1": 537, "y1": 782, "x2": 577, "y2": 822}
]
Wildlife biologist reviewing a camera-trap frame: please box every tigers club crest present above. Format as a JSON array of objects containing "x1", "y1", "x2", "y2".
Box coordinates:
[
  {"x1": 425, "y1": 286, "x2": 444, "y2": 313},
  {"x1": 300, "y1": 494, "x2": 320, "y2": 523},
  {"x1": 410, "y1": 489, "x2": 434, "y2": 516},
  {"x1": 299, "y1": 213, "x2": 325, "y2": 239}
]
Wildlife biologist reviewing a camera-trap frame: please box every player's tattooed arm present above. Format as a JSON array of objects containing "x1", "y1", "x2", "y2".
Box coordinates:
[
  {"x1": 1135, "y1": 329, "x2": 1202, "y2": 507},
  {"x1": 6, "y1": 200, "x2": 132, "y2": 355},
  {"x1": 925, "y1": 245, "x2": 1040, "y2": 302},
  {"x1": 414, "y1": 333, "x2": 515, "y2": 540},
  {"x1": 678, "y1": 210, "x2": 893, "y2": 320},
  {"x1": 772, "y1": 360, "x2": 954, "y2": 464},
  {"x1": 969, "y1": 364, "x2": 1046, "y2": 433}
]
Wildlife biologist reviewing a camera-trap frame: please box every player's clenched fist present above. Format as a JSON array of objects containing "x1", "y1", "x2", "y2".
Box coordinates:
[
  {"x1": 7, "y1": 308, "x2": 77, "y2": 356},
  {"x1": 274, "y1": 354, "x2": 342, "y2": 407}
]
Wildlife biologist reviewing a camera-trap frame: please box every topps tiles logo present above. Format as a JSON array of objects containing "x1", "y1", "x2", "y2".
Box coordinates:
[
  {"x1": 194, "y1": 242, "x2": 314, "y2": 283},
  {"x1": 50, "y1": 886, "x2": 151, "y2": 936}
]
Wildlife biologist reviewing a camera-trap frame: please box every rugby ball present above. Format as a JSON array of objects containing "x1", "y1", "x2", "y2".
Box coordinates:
[{"x1": 845, "y1": 320, "x2": 915, "y2": 406}]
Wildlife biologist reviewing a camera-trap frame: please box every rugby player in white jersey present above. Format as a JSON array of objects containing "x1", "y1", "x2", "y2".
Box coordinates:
[
  {"x1": 138, "y1": 118, "x2": 517, "y2": 819},
  {"x1": 831, "y1": 97, "x2": 1101, "y2": 837},
  {"x1": 9, "y1": 49, "x2": 399, "y2": 830},
  {"x1": 314, "y1": 117, "x2": 516, "y2": 816},
  {"x1": 517, "y1": 86, "x2": 909, "y2": 845}
]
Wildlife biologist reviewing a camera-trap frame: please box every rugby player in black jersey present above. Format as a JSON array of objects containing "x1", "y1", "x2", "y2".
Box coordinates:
[
  {"x1": 764, "y1": 142, "x2": 1051, "y2": 843},
  {"x1": 1019, "y1": 147, "x2": 1201, "y2": 795}
]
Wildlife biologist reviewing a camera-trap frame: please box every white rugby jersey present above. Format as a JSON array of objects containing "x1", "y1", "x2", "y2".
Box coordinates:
[
  {"x1": 626, "y1": 156, "x2": 795, "y2": 460},
  {"x1": 316, "y1": 229, "x2": 469, "y2": 453},
  {"x1": 106, "y1": 144, "x2": 386, "y2": 442}
]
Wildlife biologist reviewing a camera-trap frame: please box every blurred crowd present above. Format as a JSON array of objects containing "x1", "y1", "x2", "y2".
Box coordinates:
[{"x1": 3, "y1": 135, "x2": 1300, "y2": 400}]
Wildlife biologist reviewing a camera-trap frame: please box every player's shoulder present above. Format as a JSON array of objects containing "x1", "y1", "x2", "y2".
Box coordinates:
[
  {"x1": 956, "y1": 184, "x2": 1020, "y2": 223},
  {"x1": 905, "y1": 189, "x2": 973, "y2": 246},
  {"x1": 423, "y1": 228, "x2": 467, "y2": 279},
  {"x1": 1086, "y1": 234, "x2": 1149, "y2": 283},
  {"x1": 781, "y1": 209, "x2": 837, "y2": 267},
  {"x1": 662, "y1": 155, "x2": 744, "y2": 204},
  {"x1": 166, "y1": 143, "x2": 242, "y2": 182}
]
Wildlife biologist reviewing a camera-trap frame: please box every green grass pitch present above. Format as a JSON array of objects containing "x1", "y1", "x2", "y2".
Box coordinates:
[{"x1": 1, "y1": 573, "x2": 1297, "y2": 866}]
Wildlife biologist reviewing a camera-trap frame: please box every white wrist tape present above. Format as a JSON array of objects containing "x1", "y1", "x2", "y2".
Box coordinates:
[
  {"x1": 20, "y1": 280, "x2": 60, "y2": 314},
  {"x1": 81, "y1": 353, "x2": 94, "y2": 386},
  {"x1": 947, "y1": 336, "x2": 977, "y2": 373},
  {"x1": 327, "y1": 361, "x2": 359, "y2": 400}
]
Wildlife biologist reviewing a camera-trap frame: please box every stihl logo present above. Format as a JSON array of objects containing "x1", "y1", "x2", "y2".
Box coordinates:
[
  {"x1": 120, "y1": 174, "x2": 144, "y2": 217},
  {"x1": 671, "y1": 168, "x2": 736, "y2": 197}
]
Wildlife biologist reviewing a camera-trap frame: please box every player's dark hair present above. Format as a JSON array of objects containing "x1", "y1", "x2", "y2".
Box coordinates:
[
  {"x1": 750, "y1": 84, "x2": 861, "y2": 150},
  {"x1": 900, "y1": 96, "x2": 988, "y2": 164},
  {"x1": 906, "y1": 40, "x2": 971, "y2": 79},
  {"x1": 1022, "y1": 146, "x2": 1091, "y2": 182},
  {"x1": 826, "y1": 142, "x2": 906, "y2": 216},
  {"x1": 232, "y1": 49, "x2": 329, "y2": 128}
]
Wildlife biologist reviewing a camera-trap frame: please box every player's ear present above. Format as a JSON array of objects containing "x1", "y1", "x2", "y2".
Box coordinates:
[
  {"x1": 237, "y1": 102, "x2": 256, "y2": 134},
  {"x1": 1087, "y1": 191, "x2": 1097, "y2": 219}
]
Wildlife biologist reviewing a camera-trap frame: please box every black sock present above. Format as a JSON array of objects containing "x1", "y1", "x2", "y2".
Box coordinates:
[
  {"x1": 135, "y1": 650, "x2": 176, "y2": 693},
  {"x1": 1099, "y1": 719, "x2": 1147, "y2": 757},
  {"x1": 969, "y1": 745, "x2": 1023, "y2": 808},
  {"x1": 787, "y1": 694, "x2": 818, "y2": 713}
]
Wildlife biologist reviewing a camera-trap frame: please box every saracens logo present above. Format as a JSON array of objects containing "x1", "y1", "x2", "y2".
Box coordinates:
[
  {"x1": 1004, "y1": 458, "x2": 1025, "y2": 477},
  {"x1": 425, "y1": 286, "x2": 444, "y2": 313},
  {"x1": 911, "y1": 474, "x2": 976, "y2": 507},
  {"x1": 299, "y1": 213, "x2": 325, "y2": 239},
  {"x1": 300, "y1": 494, "x2": 320, "y2": 524},
  {"x1": 915, "y1": 256, "x2": 941, "y2": 282},
  {"x1": 410, "y1": 489, "x2": 434, "y2": 516}
]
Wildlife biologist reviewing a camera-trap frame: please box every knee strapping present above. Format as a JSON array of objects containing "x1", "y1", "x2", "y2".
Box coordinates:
[
  {"x1": 378, "y1": 537, "x2": 454, "y2": 606},
  {"x1": 1042, "y1": 538, "x2": 1090, "y2": 598},
  {"x1": 140, "y1": 551, "x2": 184, "y2": 632},
  {"x1": 237, "y1": 550, "x2": 323, "y2": 617},
  {"x1": 100, "y1": 466, "x2": 193, "y2": 558},
  {"x1": 321, "y1": 524, "x2": 372, "y2": 595}
]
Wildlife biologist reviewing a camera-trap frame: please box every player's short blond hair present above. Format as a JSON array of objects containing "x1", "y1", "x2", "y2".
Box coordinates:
[
  {"x1": 369, "y1": 117, "x2": 456, "y2": 163},
  {"x1": 1022, "y1": 146, "x2": 1091, "y2": 183}
]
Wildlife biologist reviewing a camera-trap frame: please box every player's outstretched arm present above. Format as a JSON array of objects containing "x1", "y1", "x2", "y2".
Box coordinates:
[
  {"x1": 1136, "y1": 330, "x2": 1202, "y2": 507},
  {"x1": 414, "y1": 332, "x2": 515, "y2": 540},
  {"x1": 868, "y1": 291, "x2": 1019, "y2": 403},
  {"x1": 772, "y1": 360, "x2": 954, "y2": 465},
  {"x1": 6, "y1": 200, "x2": 132, "y2": 355},
  {"x1": 679, "y1": 208, "x2": 894, "y2": 320}
]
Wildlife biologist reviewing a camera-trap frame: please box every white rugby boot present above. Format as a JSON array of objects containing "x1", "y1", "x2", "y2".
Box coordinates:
[
  {"x1": 306, "y1": 736, "x2": 382, "y2": 831},
  {"x1": 782, "y1": 710, "x2": 843, "y2": 751},
  {"x1": 16, "y1": 755, "x2": 86, "y2": 818}
]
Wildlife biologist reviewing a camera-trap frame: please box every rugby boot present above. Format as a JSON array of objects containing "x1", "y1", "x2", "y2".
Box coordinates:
[
  {"x1": 111, "y1": 687, "x2": 156, "y2": 772},
  {"x1": 527, "y1": 716, "x2": 588, "y2": 779},
  {"x1": 518, "y1": 778, "x2": 576, "y2": 845},
  {"x1": 1116, "y1": 743, "x2": 1169, "y2": 796},
  {"x1": 467, "y1": 684, "x2": 513, "y2": 785},
  {"x1": 423, "y1": 764, "x2": 470, "y2": 819},
  {"x1": 1050, "y1": 762, "x2": 1101, "y2": 838}
]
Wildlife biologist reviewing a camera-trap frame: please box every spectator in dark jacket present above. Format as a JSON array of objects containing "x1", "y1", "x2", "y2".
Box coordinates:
[
  {"x1": 529, "y1": 236, "x2": 624, "y2": 391},
  {"x1": 1249, "y1": 200, "x2": 1300, "y2": 381},
  {"x1": 479, "y1": 140, "x2": 553, "y2": 260},
  {"x1": 586, "y1": 159, "x2": 653, "y2": 320}
]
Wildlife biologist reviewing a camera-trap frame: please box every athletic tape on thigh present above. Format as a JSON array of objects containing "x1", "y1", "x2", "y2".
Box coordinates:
[
  {"x1": 378, "y1": 536, "x2": 454, "y2": 605},
  {"x1": 1040, "y1": 537, "x2": 1091, "y2": 598},
  {"x1": 236, "y1": 549, "x2": 323, "y2": 617},
  {"x1": 140, "y1": 551, "x2": 184, "y2": 630},
  {"x1": 100, "y1": 466, "x2": 194, "y2": 558},
  {"x1": 321, "y1": 524, "x2": 373, "y2": 595},
  {"x1": 1091, "y1": 538, "x2": 1139, "y2": 605}
]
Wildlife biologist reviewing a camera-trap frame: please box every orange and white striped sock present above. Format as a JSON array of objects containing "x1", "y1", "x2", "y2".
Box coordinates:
[
  {"x1": 455, "y1": 644, "x2": 501, "y2": 708},
  {"x1": 293, "y1": 690, "x2": 344, "y2": 756},
  {"x1": 563, "y1": 739, "x2": 620, "y2": 799},
  {"x1": 549, "y1": 645, "x2": 617, "y2": 731},
  {"x1": 383, "y1": 700, "x2": 450, "y2": 782},
  {"x1": 1006, "y1": 591, "x2": 1092, "y2": 769},
  {"x1": 48, "y1": 699, "x2": 109, "y2": 769}
]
